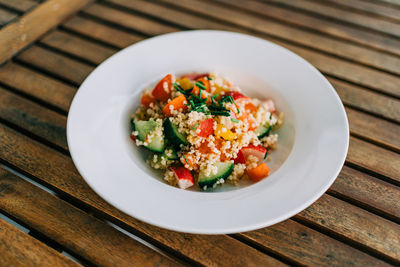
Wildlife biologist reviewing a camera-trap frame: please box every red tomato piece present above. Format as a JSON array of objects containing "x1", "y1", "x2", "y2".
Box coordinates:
[
  {"x1": 241, "y1": 144, "x2": 267, "y2": 163},
  {"x1": 233, "y1": 150, "x2": 246, "y2": 164},
  {"x1": 225, "y1": 91, "x2": 249, "y2": 101},
  {"x1": 170, "y1": 166, "x2": 194, "y2": 189},
  {"x1": 196, "y1": 118, "x2": 214, "y2": 137},
  {"x1": 152, "y1": 74, "x2": 172, "y2": 102}
]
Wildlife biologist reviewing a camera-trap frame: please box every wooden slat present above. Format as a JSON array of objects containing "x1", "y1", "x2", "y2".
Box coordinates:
[
  {"x1": 0, "y1": 8, "x2": 18, "y2": 27},
  {"x1": 269, "y1": 0, "x2": 400, "y2": 37},
  {"x1": 83, "y1": 3, "x2": 178, "y2": 36},
  {"x1": 238, "y1": 219, "x2": 390, "y2": 267},
  {"x1": 377, "y1": 0, "x2": 400, "y2": 7},
  {"x1": 63, "y1": 16, "x2": 144, "y2": 48},
  {"x1": 326, "y1": 0, "x2": 400, "y2": 21},
  {"x1": 216, "y1": 0, "x2": 400, "y2": 56},
  {"x1": 329, "y1": 77, "x2": 400, "y2": 124},
  {"x1": 108, "y1": 0, "x2": 400, "y2": 98},
  {"x1": 41, "y1": 30, "x2": 117, "y2": 65},
  {"x1": 17, "y1": 46, "x2": 94, "y2": 85},
  {"x1": 296, "y1": 194, "x2": 400, "y2": 263},
  {"x1": 330, "y1": 166, "x2": 400, "y2": 222},
  {"x1": 0, "y1": 219, "x2": 78, "y2": 267},
  {"x1": 347, "y1": 137, "x2": 400, "y2": 183},
  {"x1": 0, "y1": 124, "x2": 298, "y2": 266},
  {"x1": 0, "y1": 0, "x2": 38, "y2": 13},
  {"x1": 0, "y1": 122, "x2": 398, "y2": 263},
  {"x1": 0, "y1": 167, "x2": 181, "y2": 266},
  {"x1": 0, "y1": 0, "x2": 93, "y2": 64},
  {"x1": 345, "y1": 108, "x2": 400, "y2": 152},
  {"x1": 0, "y1": 62, "x2": 76, "y2": 112},
  {"x1": 0, "y1": 87, "x2": 68, "y2": 150},
  {"x1": 210, "y1": 0, "x2": 400, "y2": 75}
]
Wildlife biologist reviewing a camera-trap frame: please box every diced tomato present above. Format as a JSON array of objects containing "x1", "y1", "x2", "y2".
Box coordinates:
[
  {"x1": 181, "y1": 73, "x2": 209, "y2": 80},
  {"x1": 162, "y1": 94, "x2": 188, "y2": 117},
  {"x1": 140, "y1": 93, "x2": 155, "y2": 108},
  {"x1": 241, "y1": 144, "x2": 267, "y2": 163},
  {"x1": 129, "y1": 134, "x2": 136, "y2": 142},
  {"x1": 244, "y1": 102, "x2": 258, "y2": 113},
  {"x1": 262, "y1": 99, "x2": 276, "y2": 113},
  {"x1": 196, "y1": 118, "x2": 214, "y2": 137},
  {"x1": 225, "y1": 91, "x2": 249, "y2": 101},
  {"x1": 152, "y1": 74, "x2": 172, "y2": 102},
  {"x1": 170, "y1": 166, "x2": 194, "y2": 189},
  {"x1": 247, "y1": 163, "x2": 270, "y2": 182},
  {"x1": 233, "y1": 150, "x2": 246, "y2": 164}
]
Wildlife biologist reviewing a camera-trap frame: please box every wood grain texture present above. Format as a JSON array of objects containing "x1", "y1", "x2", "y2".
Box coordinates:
[
  {"x1": 41, "y1": 30, "x2": 117, "y2": 65},
  {"x1": 325, "y1": 0, "x2": 400, "y2": 21},
  {"x1": 296, "y1": 194, "x2": 400, "y2": 263},
  {"x1": 83, "y1": 3, "x2": 179, "y2": 36},
  {"x1": 0, "y1": 0, "x2": 93, "y2": 64},
  {"x1": 63, "y1": 16, "x2": 144, "y2": 48},
  {"x1": 211, "y1": 0, "x2": 400, "y2": 75},
  {"x1": 347, "y1": 137, "x2": 400, "y2": 183},
  {"x1": 110, "y1": 0, "x2": 400, "y2": 98},
  {"x1": 0, "y1": 87, "x2": 68, "y2": 150},
  {"x1": 238, "y1": 219, "x2": 390, "y2": 267},
  {"x1": 0, "y1": 62, "x2": 76, "y2": 112},
  {"x1": 0, "y1": 219, "x2": 78, "y2": 267},
  {"x1": 0, "y1": 8, "x2": 18, "y2": 27},
  {"x1": 17, "y1": 45, "x2": 94, "y2": 85},
  {"x1": 345, "y1": 107, "x2": 400, "y2": 152},
  {"x1": 269, "y1": 0, "x2": 400, "y2": 37},
  {"x1": 0, "y1": 0, "x2": 38, "y2": 13},
  {"x1": 217, "y1": 0, "x2": 400, "y2": 56},
  {"x1": 0, "y1": 122, "x2": 398, "y2": 264},
  {"x1": 0, "y1": 167, "x2": 181, "y2": 266},
  {"x1": 330, "y1": 166, "x2": 400, "y2": 222}
]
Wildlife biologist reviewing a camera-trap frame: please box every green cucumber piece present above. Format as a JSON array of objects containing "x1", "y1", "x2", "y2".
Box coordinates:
[
  {"x1": 255, "y1": 124, "x2": 273, "y2": 139},
  {"x1": 198, "y1": 162, "x2": 234, "y2": 189},
  {"x1": 133, "y1": 120, "x2": 165, "y2": 153},
  {"x1": 163, "y1": 118, "x2": 188, "y2": 148},
  {"x1": 163, "y1": 146, "x2": 179, "y2": 160}
]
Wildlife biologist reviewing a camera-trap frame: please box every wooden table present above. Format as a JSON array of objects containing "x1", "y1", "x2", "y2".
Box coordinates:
[{"x1": 0, "y1": 0, "x2": 399, "y2": 266}]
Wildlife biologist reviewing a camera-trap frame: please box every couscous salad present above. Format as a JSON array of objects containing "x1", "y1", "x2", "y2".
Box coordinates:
[{"x1": 130, "y1": 73, "x2": 283, "y2": 190}]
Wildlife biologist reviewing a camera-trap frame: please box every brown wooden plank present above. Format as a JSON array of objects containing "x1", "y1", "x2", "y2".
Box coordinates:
[
  {"x1": 216, "y1": 0, "x2": 400, "y2": 56},
  {"x1": 325, "y1": 0, "x2": 400, "y2": 21},
  {"x1": 83, "y1": 3, "x2": 179, "y2": 36},
  {"x1": 0, "y1": 0, "x2": 38, "y2": 13},
  {"x1": 0, "y1": 123, "x2": 398, "y2": 264},
  {"x1": 0, "y1": 8, "x2": 18, "y2": 26},
  {"x1": 109, "y1": 0, "x2": 400, "y2": 98},
  {"x1": 376, "y1": 0, "x2": 400, "y2": 7},
  {"x1": 17, "y1": 45, "x2": 94, "y2": 85},
  {"x1": 0, "y1": 124, "x2": 290, "y2": 266},
  {"x1": 329, "y1": 77, "x2": 400, "y2": 124},
  {"x1": 296, "y1": 194, "x2": 400, "y2": 263},
  {"x1": 0, "y1": 219, "x2": 78, "y2": 267},
  {"x1": 0, "y1": 167, "x2": 181, "y2": 266},
  {"x1": 330, "y1": 166, "x2": 400, "y2": 222},
  {"x1": 0, "y1": 62, "x2": 76, "y2": 112},
  {"x1": 62, "y1": 16, "x2": 144, "y2": 48},
  {"x1": 347, "y1": 136, "x2": 400, "y2": 183},
  {"x1": 0, "y1": 87, "x2": 68, "y2": 150},
  {"x1": 345, "y1": 108, "x2": 400, "y2": 152},
  {"x1": 208, "y1": 0, "x2": 400, "y2": 75},
  {"x1": 0, "y1": 0, "x2": 94, "y2": 64},
  {"x1": 238, "y1": 219, "x2": 390, "y2": 267},
  {"x1": 269, "y1": 0, "x2": 400, "y2": 37},
  {"x1": 40, "y1": 30, "x2": 117, "y2": 65}
]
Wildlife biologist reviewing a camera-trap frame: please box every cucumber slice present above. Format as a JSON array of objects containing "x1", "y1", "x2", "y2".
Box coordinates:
[
  {"x1": 133, "y1": 120, "x2": 165, "y2": 153},
  {"x1": 198, "y1": 162, "x2": 234, "y2": 189},
  {"x1": 164, "y1": 146, "x2": 178, "y2": 160},
  {"x1": 163, "y1": 118, "x2": 188, "y2": 148},
  {"x1": 255, "y1": 124, "x2": 273, "y2": 139}
]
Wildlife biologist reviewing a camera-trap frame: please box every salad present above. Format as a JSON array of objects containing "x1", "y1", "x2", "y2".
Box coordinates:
[{"x1": 130, "y1": 73, "x2": 283, "y2": 190}]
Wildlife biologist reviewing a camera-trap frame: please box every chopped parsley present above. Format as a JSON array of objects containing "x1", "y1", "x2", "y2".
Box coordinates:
[{"x1": 231, "y1": 118, "x2": 239, "y2": 123}]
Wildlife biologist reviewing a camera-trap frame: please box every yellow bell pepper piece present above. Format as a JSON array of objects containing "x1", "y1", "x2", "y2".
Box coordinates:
[
  {"x1": 215, "y1": 124, "x2": 236, "y2": 141},
  {"x1": 177, "y1": 77, "x2": 194, "y2": 90}
]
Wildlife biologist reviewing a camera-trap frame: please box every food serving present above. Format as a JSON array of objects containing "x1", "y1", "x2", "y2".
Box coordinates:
[{"x1": 130, "y1": 73, "x2": 283, "y2": 190}]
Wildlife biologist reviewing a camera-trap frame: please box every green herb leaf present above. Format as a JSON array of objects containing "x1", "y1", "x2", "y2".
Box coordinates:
[
  {"x1": 182, "y1": 154, "x2": 189, "y2": 165},
  {"x1": 231, "y1": 118, "x2": 239, "y2": 123},
  {"x1": 192, "y1": 123, "x2": 199, "y2": 130},
  {"x1": 264, "y1": 151, "x2": 268, "y2": 160},
  {"x1": 195, "y1": 81, "x2": 207, "y2": 90}
]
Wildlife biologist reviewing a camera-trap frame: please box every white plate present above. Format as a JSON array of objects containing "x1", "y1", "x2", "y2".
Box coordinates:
[{"x1": 67, "y1": 30, "x2": 348, "y2": 234}]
